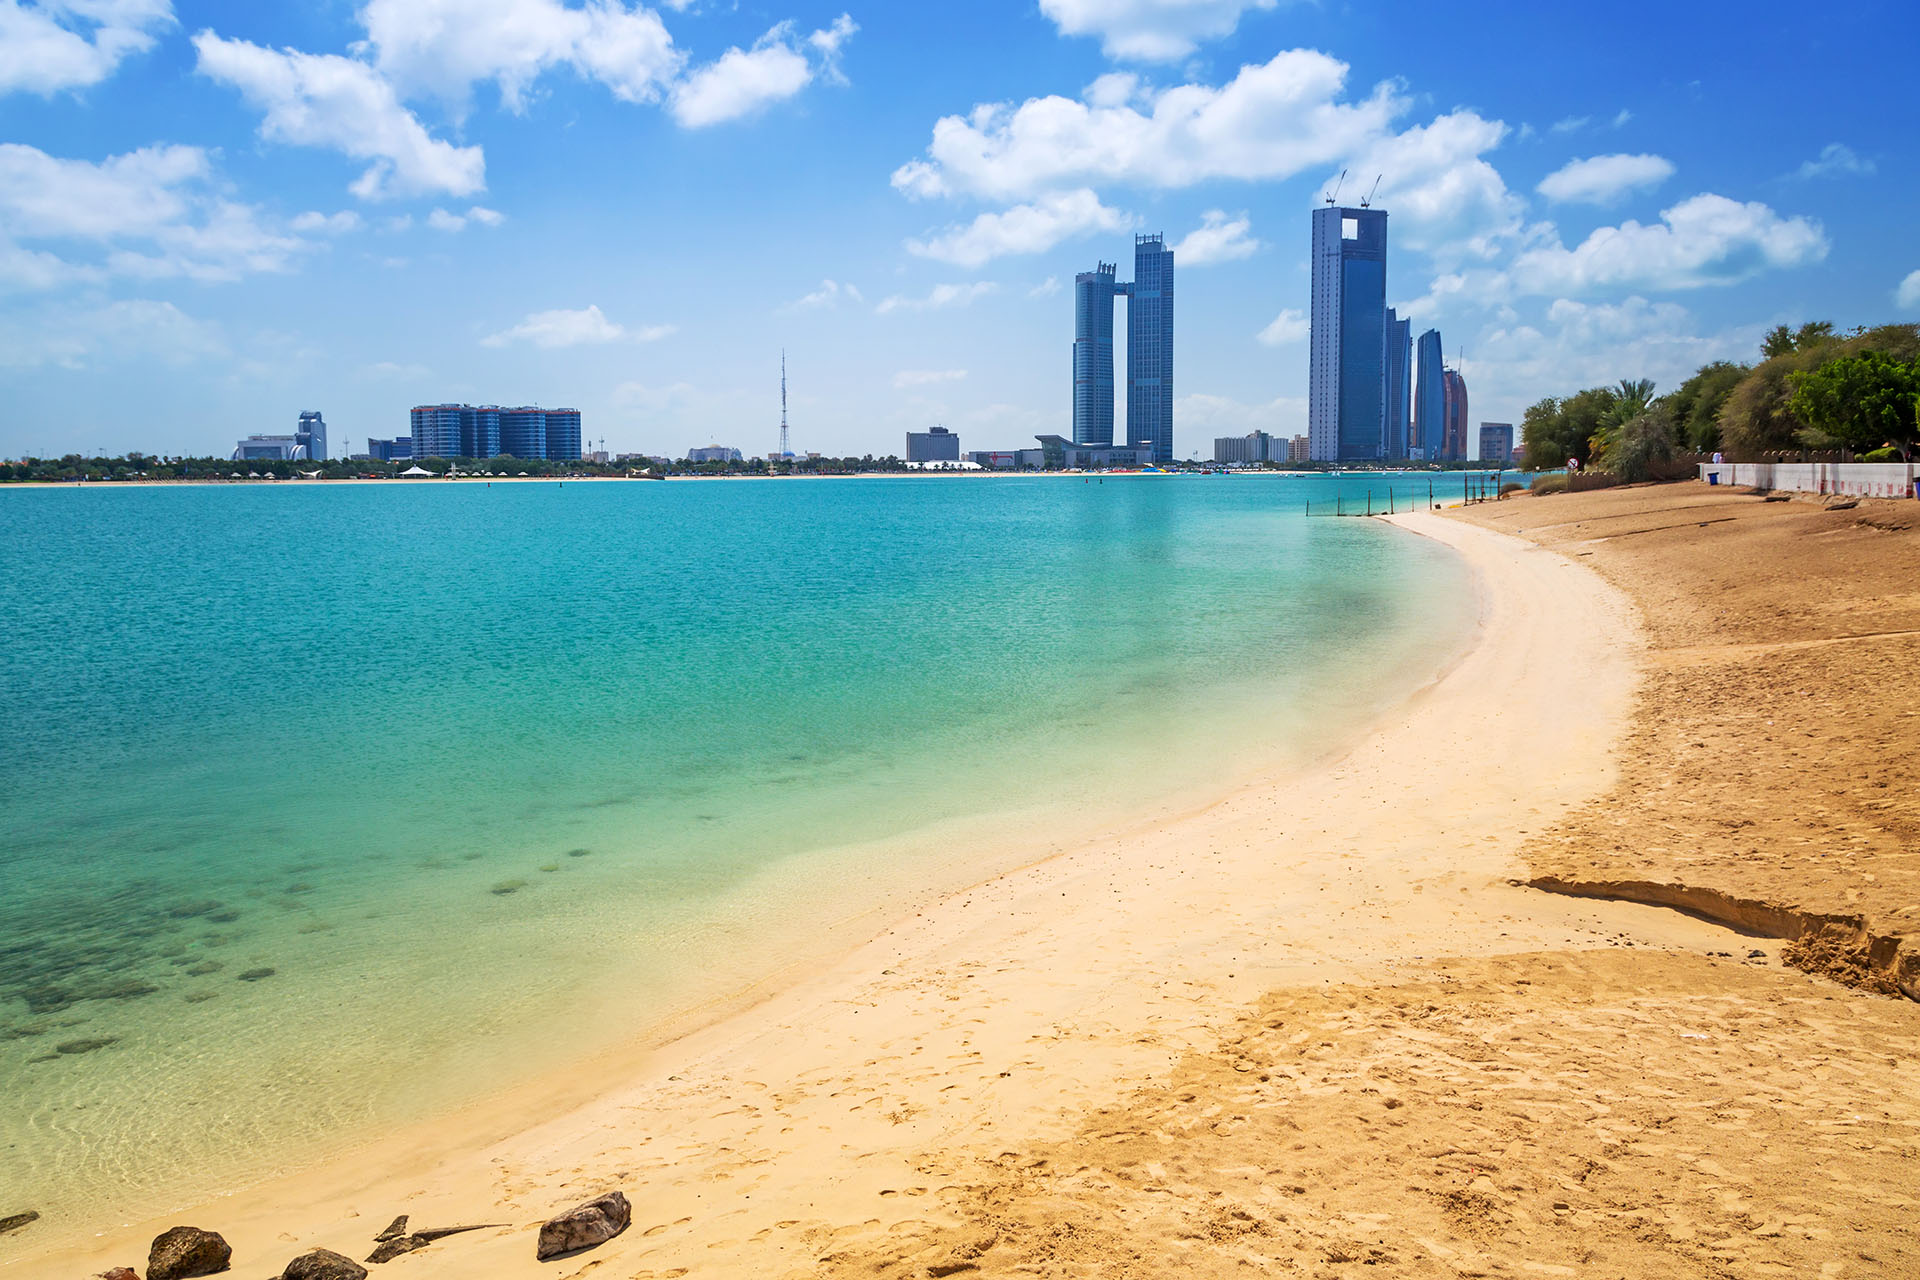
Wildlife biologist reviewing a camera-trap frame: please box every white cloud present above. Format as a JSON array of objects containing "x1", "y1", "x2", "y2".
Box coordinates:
[
  {"x1": 1029, "y1": 276, "x2": 1061, "y2": 297},
  {"x1": 1610, "y1": 108, "x2": 1631, "y2": 129},
  {"x1": 1537, "y1": 153, "x2": 1674, "y2": 205},
  {"x1": 1338, "y1": 109, "x2": 1524, "y2": 262},
  {"x1": 1549, "y1": 116, "x2": 1588, "y2": 135},
  {"x1": 1175, "y1": 391, "x2": 1306, "y2": 439},
  {"x1": 893, "y1": 368, "x2": 967, "y2": 388},
  {"x1": 1897, "y1": 269, "x2": 1920, "y2": 311},
  {"x1": 1474, "y1": 297, "x2": 1764, "y2": 407},
  {"x1": 359, "y1": 0, "x2": 682, "y2": 113},
  {"x1": 892, "y1": 49, "x2": 1399, "y2": 202},
  {"x1": 786, "y1": 278, "x2": 862, "y2": 309},
  {"x1": 0, "y1": 0, "x2": 173, "y2": 95},
  {"x1": 482, "y1": 304, "x2": 674, "y2": 347},
  {"x1": 670, "y1": 14, "x2": 856, "y2": 127},
  {"x1": 193, "y1": 32, "x2": 486, "y2": 199},
  {"x1": 1509, "y1": 193, "x2": 1828, "y2": 294},
  {"x1": 291, "y1": 209, "x2": 364, "y2": 234},
  {"x1": 1172, "y1": 209, "x2": 1258, "y2": 265},
  {"x1": 1256, "y1": 308, "x2": 1307, "y2": 345},
  {"x1": 874, "y1": 282, "x2": 998, "y2": 314},
  {"x1": 0, "y1": 142, "x2": 307, "y2": 284},
  {"x1": 425, "y1": 205, "x2": 505, "y2": 231},
  {"x1": 363, "y1": 359, "x2": 430, "y2": 378},
  {"x1": 1794, "y1": 142, "x2": 1874, "y2": 181},
  {"x1": 906, "y1": 189, "x2": 1128, "y2": 268},
  {"x1": 0, "y1": 298, "x2": 226, "y2": 370},
  {"x1": 1039, "y1": 0, "x2": 1277, "y2": 61}
]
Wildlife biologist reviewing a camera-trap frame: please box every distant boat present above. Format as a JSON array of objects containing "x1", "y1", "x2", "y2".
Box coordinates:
[{"x1": 630, "y1": 469, "x2": 665, "y2": 481}]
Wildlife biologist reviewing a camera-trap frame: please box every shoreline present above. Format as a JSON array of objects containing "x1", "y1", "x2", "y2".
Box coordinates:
[{"x1": 3, "y1": 510, "x2": 1720, "y2": 1277}]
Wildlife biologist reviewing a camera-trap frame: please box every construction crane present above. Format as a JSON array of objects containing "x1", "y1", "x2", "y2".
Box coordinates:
[
  {"x1": 1359, "y1": 174, "x2": 1383, "y2": 208},
  {"x1": 1322, "y1": 169, "x2": 1346, "y2": 206}
]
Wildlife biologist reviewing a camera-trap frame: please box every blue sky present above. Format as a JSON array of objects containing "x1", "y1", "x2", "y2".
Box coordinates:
[{"x1": 2, "y1": 0, "x2": 1915, "y2": 460}]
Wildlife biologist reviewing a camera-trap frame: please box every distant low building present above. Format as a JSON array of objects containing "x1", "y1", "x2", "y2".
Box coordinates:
[
  {"x1": 688, "y1": 445, "x2": 743, "y2": 463},
  {"x1": 233, "y1": 434, "x2": 305, "y2": 461},
  {"x1": 969, "y1": 434, "x2": 1153, "y2": 470},
  {"x1": 907, "y1": 426, "x2": 960, "y2": 463},
  {"x1": 1287, "y1": 435, "x2": 1311, "y2": 464},
  {"x1": 367, "y1": 437, "x2": 412, "y2": 461},
  {"x1": 1478, "y1": 422, "x2": 1514, "y2": 465},
  {"x1": 584, "y1": 450, "x2": 610, "y2": 464},
  {"x1": 1213, "y1": 431, "x2": 1284, "y2": 465}
]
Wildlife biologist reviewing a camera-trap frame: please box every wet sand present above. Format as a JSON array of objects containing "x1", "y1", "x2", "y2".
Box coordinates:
[{"x1": 8, "y1": 496, "x2": 1918, "y2": 1278}]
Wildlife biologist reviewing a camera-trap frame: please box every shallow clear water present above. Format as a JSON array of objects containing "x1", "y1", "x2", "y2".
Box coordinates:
[{"x1": 0, "y1": 473, "x2": 1474, "y2": 1226}]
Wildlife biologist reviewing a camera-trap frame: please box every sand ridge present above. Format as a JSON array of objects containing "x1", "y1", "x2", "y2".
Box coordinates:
[{"x1": 11, "y1": 501, "x2": 1918, "y2": 1277}]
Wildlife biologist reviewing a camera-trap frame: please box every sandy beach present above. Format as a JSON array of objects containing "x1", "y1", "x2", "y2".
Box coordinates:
[{"x1": 9, "y1": 488, "x2": 1919, "y2": 1279}]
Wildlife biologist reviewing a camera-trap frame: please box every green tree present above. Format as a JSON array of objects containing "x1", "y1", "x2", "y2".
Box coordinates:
[
  {"x1": 1787, "y1": 351, "x2": 1920, "y2": 460},
  {"x1": 1666, "y1": 361, "x2": 1748, "y2": 451},
  {"x1": 1760, "y1": 320, "x2": 1837, "y2": 359}
]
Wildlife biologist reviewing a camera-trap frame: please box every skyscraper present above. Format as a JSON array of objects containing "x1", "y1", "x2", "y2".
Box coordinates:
[
  {"x1": 1383, "y1": 308, "x2": 1411, "y2": 460},
  {"x1": 1308, "y1": 205, "x2": 1387, "y2": 462},
  {"x1": 1413, "y1": 328, "x2": 1444, "y2": 460},
  {"x1": 1071, "y1": 235, "x2": 1175, "y2": 463},
  {"x1": 1072, "y1": 262, "x2": 1119, "y2": 448},
  {"x1": 1441, "y1": 369, "x2": 1469, "y2": 462},
  {"x1": 1127, "y1": 233, "x2": 1174, "y2": 464},
  {"x1": 296, "y1": 410, "x2": 327, "y2": 461}
]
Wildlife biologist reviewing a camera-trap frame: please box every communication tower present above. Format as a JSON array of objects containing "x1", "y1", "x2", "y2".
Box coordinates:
[{"x1": 779, "y1": 351, "x2": 790, "y2": 460}]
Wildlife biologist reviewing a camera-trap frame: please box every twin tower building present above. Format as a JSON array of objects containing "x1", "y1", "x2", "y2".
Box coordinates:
[
  {"x1": 1072, "y1": 233, "x2": 1175, "y2": 464},
  {"x1": 1309, "y1": 205, "x2": 1467, "y2": 462}
]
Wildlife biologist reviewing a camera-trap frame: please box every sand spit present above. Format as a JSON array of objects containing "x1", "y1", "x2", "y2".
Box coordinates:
[
  {"x1": 10, "y1": 503, "x2": 1919, "y2": 1278},
  {"x1": 1450, "y1": 483, "x2": 1920, "y2": 995}
]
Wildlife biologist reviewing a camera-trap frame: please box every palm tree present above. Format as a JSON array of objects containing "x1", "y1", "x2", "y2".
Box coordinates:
[{"x1": 1588, "y1": 379, "x2": 1658, "y2": 467}]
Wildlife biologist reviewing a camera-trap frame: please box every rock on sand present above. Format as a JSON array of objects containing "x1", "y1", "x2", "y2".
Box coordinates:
[
  {"x1": 147, "y1": 1226, "x2": 231, "y2": 1280},
  {"x1": 535, "y1": 1191, "x2": 630, "y2": 1261}
]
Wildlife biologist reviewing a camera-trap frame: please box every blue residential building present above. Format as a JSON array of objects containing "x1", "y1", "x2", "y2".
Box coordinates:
[
  {"x1": 1384, "y1": 309, "x2": 1411, "y2": 460},
  {"x1": 1308, "y1": 205, "x2": 1388, "y2": 462},
  {"x1": 408, "y1": 404, "x2": 580, "y2": 460},
  {"x1": 1072, "y1": 262, "x2": 1119, "y2": 448},
  {"x1": 1127, "y1": 233, "x2": 1174, "y2": 465},
  {"x1": 1414, "y1": 328, "x2": 1444, "y2": 460}
]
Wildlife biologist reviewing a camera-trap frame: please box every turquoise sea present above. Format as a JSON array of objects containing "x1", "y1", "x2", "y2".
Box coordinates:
[{"x1": 0, "y1": 473, "x2": 1478, "y2": 1231}]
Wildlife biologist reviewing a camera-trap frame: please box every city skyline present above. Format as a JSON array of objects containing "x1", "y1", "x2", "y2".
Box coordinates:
[{"x1": 0, "y1": 2, "x2": 1912, "y2": 461}]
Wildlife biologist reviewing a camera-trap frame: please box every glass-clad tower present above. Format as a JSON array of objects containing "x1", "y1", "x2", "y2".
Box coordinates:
[
  {"x1": 296, "y1": 410, "x2": 327, "y2": 461},
  {"x1": 1308, "y1": 206, "x2": 1388, "y2": 462},
  {"x1": 1383, "y1": 309, "x2": 1411, "y2": 460},
  {"x1": 1127, "y1": 233, "x2": 1174, "y2": 463},
  {"x1": 1072, "y1": 263, "x2": 1119, "y2": 447},
  {"x1": 1413, "y1": 328, "x2": 1444, "y2": 459},
  {"x1": 1441, "y1": 369, "x2": 1469, "y2": 462}
]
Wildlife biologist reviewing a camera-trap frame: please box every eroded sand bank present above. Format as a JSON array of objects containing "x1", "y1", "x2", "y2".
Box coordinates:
[{"x1": 13, "y1": 506, "x2": 1916, "y2": 1278}]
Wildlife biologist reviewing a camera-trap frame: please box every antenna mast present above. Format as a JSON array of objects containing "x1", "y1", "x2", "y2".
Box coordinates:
[{"x1": 779, "y1": 350, "x2": 790, "y2": 460}]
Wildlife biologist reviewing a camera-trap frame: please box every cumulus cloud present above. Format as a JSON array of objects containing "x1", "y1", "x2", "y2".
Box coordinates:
[
  {"x1": 906, "y1": 189, "x2": 1128, "y2": 268},
  {"x1": 874, "y1": 282, "x2": 998, "y2": 314},
  {"x1": 291, "y1": 209, "x2": 364, "y2": 234},
  {"x1": 670, "y1": 14, "x2": 855, "y2": 127},
  {"x1": 1793, "y1": 142, "x2": 1874, "y2": 181},
  {"x1": 1029, "y1": 276, "x2": 1061, "y2": 297},
  {"x1": 1039, "y1": 0, "x2": 1277, "y2": 61},
  {"x1": 194, "y1": 32, "x2": 486, "y2": 199},
  {"x1": 892, "y1": 49, "x2": 1398, "y2": 202},
  {"x1": 1509, "y1": 193, "x2": 1827, "y2": 294},
  {"x1": 0, "y1": 141, "x2": 307, "y2": 285},
  {"x1": 892, "y1": 368, "x2": 967, "y2": 388},
  {"x1": 0, "y1": 298, "x2": 226, "y2": 370},
  {"x1": 1336, "y1": 110, "x2": 1524, "y2": 262},
  {"x1": 425, "y1": 205, "x2": 505, "y2": 231},
  {"x1": 1897, "y1": 269, "x2": 1920, "y2": 311},
  {"x1": 482, "y1": 304, "x2": 674, "y2": 347},
  {"x1": 1172, "y1": 210, "x2": 1257, "y2": 265},
  {"x1": 786, "y1": 278, "x2": 862, "y2": 309},
  {"x1": 0, "y1": 0, "x2": 174, "y2": 95},
  {"x1": 1536, "y1": 153, "x2": 1675, "y2": 205},
  {"x1": 1175, "y1": 391, "x2": 1306, "y2": 439},
  {"x1": 1256, "y1": 308, "x2": 1307, "y2": 345},
  {"x1": 1472, "y1": 297, "x2": 1764, "y2": 411},
  {"x1": 359, "y1": 0, "x2": 681, "y2": 112}
]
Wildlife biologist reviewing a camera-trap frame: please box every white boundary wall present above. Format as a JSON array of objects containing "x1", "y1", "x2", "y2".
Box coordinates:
[{"x1": 1700, "y1": 460, "x2": 1918, "y2": 499}]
